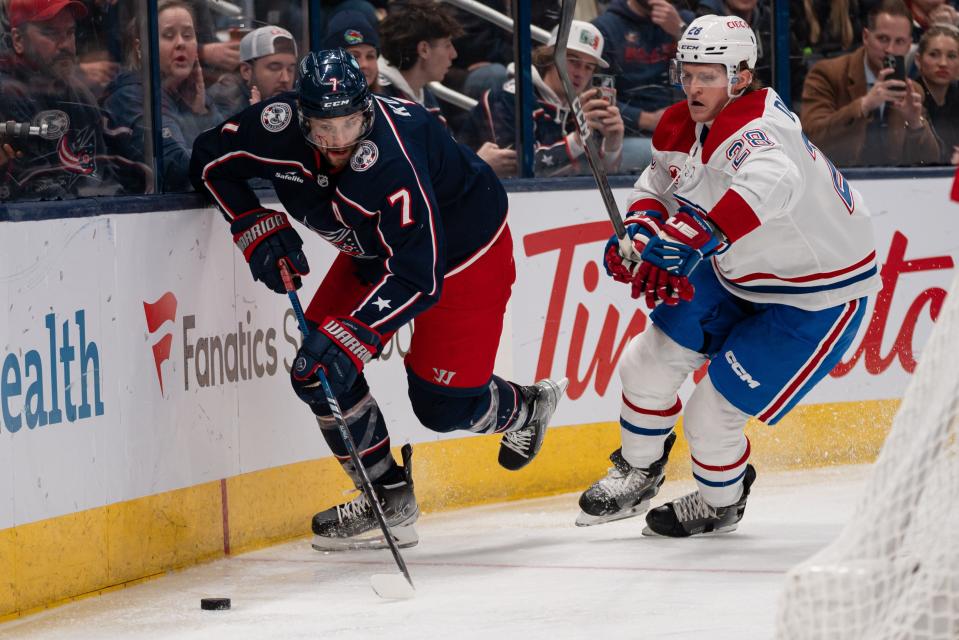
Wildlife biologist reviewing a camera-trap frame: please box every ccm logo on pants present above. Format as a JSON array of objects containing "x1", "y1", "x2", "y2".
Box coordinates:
[{"x1": 725, "y1": 350, "x2": 760, "y2": 389}]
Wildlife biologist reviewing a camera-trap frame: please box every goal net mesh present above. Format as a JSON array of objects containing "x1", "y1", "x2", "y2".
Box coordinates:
[{"x1": 776, "y1": 273, "x2": 959, "y2": 640}]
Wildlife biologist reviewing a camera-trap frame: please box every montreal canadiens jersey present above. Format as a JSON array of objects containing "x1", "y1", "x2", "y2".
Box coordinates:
[
  {"x1": 629, "y1": 88, "x2": 881, "y2": 311},
  {"x1": 190, "y1": 92, "x2": 509, "y2": 334}
]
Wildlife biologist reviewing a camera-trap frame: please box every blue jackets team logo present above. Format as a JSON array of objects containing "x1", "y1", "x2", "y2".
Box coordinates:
[
  {"x1": 317, "y1": 227, "x2": 365, "y2": 256},
  {"x1": 351, "y1": 141, "x2": 378, "y2": 172},
  {"x1": 261, "y1": 103, "x2": 292, "y2": 132}
]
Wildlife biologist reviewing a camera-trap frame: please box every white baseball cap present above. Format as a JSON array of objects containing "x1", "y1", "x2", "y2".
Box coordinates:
[
  {"x1": 548, "y1": 20, "x2": 609, "y2": 69},
  {"x1": 240, "y1": 26, "x2": 298, "y2": 63}
]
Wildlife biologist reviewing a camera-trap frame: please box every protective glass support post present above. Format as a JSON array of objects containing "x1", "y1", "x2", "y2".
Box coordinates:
[
  {"x1": 145, "y1": 0, "x2": 164, "y2": 193},
  {"x1": 772, "y1": 0, "x2": 791, "y2": 108},
  {"x1": 512, "y1": 0, "x2": 535, "y2": 178},
  {"x1": 309, "y1": 0, "x2": 323, "y2": 53}
]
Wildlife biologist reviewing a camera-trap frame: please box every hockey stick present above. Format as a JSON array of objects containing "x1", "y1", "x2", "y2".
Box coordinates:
[
  {"x1": 278, "y1": 262, "x2": 415, "y2": 600},
  {"x1": 552, "y1": 0, "x2": 627, "y2": 241}
]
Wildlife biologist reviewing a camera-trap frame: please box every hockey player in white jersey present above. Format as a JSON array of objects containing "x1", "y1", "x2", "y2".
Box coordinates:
[{"x1": 576, "y1": 15, "x2": 881, "y2": 536}]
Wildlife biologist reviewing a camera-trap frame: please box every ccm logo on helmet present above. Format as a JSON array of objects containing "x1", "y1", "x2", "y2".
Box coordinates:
[{"x1": 726, "y1": 20, "x2": 749, "y2": 28}]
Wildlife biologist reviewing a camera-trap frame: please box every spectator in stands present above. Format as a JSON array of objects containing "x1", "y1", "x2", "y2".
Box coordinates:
[
  {"x1": 915, "y1": 24, "x2": 959, "y2": 162},
  {"x1": 187, "y1": 0, "x2": 240, "y2": 75},
  {"x1": 794, "y1": 0, "x2": 862, "y2": 59},
  {"x1": 695, "y1": 0, "x2": 805, "y2": 96},
  {"x1": 0, "y1": 0, "x2": 148, "y2": 199},
  {"x1": 322, "y1": 10, "x2": 381, "y2": 91},
  {"x1": 460, "y1": 20, "x2": 624, "y2": 178},
  {"x1": 800, "y1": 0, "x2": 940, "y2": 166},
  {"x1": 906, "y1": 0, "x2": 959, "y2": 38},
  {"x1": 209, "y1": 25, "x2": 298, "y2": 117},
  {"x1": 101, "y1": 0, "x2": 222, "y2": 191},
  {"x1": 447, "y1": 0, "x2": 563, "y2": 98},
  {"x1": 592, "y1": 0, "x2": 694, "y2": 169},
  {"x1": 446, "y1": 0, "x2": 511, "y2": 100},
  {"x1": 378, "y1": 0, "x2": 462, "y2": 125}
]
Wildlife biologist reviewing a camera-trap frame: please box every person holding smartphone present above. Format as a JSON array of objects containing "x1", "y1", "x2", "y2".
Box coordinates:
[
  {"x1": 101, "y1": 0, "x2": 224, "y2": 192},
  {"x1": 461, "y1": 21, "x2": 625, "y2": 178},
  {"x1": 800, "y1": 0, "x2": 939, "y2": 166}
]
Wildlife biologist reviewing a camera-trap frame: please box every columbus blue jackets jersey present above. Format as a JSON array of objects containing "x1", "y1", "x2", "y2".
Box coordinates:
[
  {"x1": 630, "y1": 88, "x2": 881, "y2": 311},
  {"x1": 189, "y1": 92, "x2": 509, "y2": 334}
]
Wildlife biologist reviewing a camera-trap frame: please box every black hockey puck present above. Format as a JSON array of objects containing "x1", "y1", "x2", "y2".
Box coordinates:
[{"x1": 200, "y1": 597, "x2": 231, "y2": 611}]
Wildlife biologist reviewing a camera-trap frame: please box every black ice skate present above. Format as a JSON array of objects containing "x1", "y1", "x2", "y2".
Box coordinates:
[
  {"x1": 575, "y1": 433, "x2": 677, "y2": 527},
  {"x1": 643, "y1": 464, "x2": 757, "y2": 538},
  {"x1": 311, "y1": 444, "x2": 420, "y2": 551},
  {"x1": 498, "y1": 377, "x2": 569, "y2": 471}
]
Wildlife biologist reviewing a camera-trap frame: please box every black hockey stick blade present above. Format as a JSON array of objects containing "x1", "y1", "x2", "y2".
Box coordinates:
[
  {"x1": 553, "y1": 0, "x2": 627, "y2": 240},
  {"x1": 278, "y1": 262, "x2": 415, "y2": 596}
]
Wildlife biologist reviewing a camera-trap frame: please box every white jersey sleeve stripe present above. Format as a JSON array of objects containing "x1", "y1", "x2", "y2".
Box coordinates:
[{"x1": 375, "y1": 98, "x2": 440, "y2": 298}]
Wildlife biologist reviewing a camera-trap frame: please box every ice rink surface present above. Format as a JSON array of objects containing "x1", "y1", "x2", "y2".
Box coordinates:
[{"x1": 0, "y1": 465, "x2": 869, "y2": 640}]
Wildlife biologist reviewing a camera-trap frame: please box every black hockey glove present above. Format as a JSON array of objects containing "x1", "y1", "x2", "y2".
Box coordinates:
[
  {"x1": 291, "y1": 316, "x2": 383, "y2": 405},
  {"x1": 230, "y1": 209, "x2": 310, "y2": 294}
]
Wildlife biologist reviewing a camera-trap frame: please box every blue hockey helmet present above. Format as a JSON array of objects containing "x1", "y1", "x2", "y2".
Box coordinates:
[{"x1": 295, "y1": 48, "x2": 374, "y2": 149}]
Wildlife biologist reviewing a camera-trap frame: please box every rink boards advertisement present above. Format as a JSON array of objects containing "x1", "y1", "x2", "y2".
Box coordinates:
[{"x1": 0, "y1": 176, "x2": 956, "y2": 616}]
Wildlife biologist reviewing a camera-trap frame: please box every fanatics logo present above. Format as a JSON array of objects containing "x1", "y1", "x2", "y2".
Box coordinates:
[
  {"x1": 351, "y1": 140, "x2": 378, "y2": 172},
  {"x1": 143, "y1": 292, "x2": 178, "y2": 395},
  {"x1": 261, "y1": 102, "x2": 292, "y2": 133}
]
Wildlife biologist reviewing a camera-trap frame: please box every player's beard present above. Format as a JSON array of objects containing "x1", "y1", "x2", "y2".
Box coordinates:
[{"x1": 322, "y1": 144, "x2": 356, "y2": 168}]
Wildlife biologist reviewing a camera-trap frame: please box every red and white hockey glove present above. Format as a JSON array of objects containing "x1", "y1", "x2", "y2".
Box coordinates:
[
  {"x1": 231, "y1": 209, "x2": 310, "y2": 294},
  {"x1": 291, "y1": 316, "x2": 383, "y2": 404},
  {"x1": 603, "y1": 209, "x2": 667, "y2": 284},
  {"x1": 633, "y1": 206, "x2": 725, "y2": 309}
]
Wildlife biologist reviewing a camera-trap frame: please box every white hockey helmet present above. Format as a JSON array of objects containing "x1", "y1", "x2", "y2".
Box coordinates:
[{"x1": 672, "y1": 15, "x2": 758, "y2": 96}]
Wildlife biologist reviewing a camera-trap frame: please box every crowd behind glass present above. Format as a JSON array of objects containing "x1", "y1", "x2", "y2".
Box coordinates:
[{"x1": 0, "y1": 0, "x2": 956, "y2": 202}]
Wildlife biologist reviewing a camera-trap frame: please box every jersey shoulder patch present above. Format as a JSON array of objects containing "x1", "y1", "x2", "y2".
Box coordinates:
[
  {"x1": 652, "y1": 101, "x2": 697, "y2": 154},
  {"x1": 260, "y1": 102, "x2": 293, "y2": 132},
  {"x1": 702, "y1": 88, "x2": 769, "y2": 164}
]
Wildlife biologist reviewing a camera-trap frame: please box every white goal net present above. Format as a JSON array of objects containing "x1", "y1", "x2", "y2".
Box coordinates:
[{"x1": 776, "y1": 273, "x2": 959, "y2": 640}]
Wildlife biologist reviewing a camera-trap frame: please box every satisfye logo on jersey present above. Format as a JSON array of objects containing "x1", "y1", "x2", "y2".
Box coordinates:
[{"x1": 1, "y1": 309, "x2": 104, "y2": 433}]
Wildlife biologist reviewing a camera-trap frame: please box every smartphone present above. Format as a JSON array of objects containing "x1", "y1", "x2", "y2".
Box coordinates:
[
  {"x1": 592, "y1": 73, "x2": 616, "y2": 104},
  {"x1": 884, "y1": 54, "x2": 907, "y2": 82}
]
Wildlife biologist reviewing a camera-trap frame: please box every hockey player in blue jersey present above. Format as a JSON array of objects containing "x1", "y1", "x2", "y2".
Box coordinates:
[
  {"x1": 189, "y1": 49, "x2": 567, "y2": 550},
  {"x1": 575, "y1": 16, "x2": 881, "y2": 537}
]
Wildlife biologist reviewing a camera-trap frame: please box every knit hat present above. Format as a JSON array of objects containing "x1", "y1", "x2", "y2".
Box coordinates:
[{"x1": 323, "y1": 10, "x2": 380, "y2": 51}]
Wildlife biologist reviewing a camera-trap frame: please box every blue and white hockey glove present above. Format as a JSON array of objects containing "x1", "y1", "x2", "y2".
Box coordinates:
[
  {"x1": 231, "y1": 209, "x2": 310, "y2": 294},
  {"x1": 634, "y1": 206, "x2": 725, "y2": 309},
  {"x1": 291, "y1": 316, "x2": 383, "y2": 405},
  {"x1": 603, "y1": 210, "x2": 667, "y2": 284}
]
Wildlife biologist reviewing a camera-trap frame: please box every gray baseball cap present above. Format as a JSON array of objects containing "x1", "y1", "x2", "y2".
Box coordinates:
[{"x1": 240, "y1": 26, "x2": 298, "y2": 63}]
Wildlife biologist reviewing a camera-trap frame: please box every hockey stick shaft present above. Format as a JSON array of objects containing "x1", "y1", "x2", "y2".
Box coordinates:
[
  {"x1": 553, "y1": 0, "x2": 627, "y2": 240},
  {"x1": 278, "y1": 262, "x2": 414, "y2": 589}
]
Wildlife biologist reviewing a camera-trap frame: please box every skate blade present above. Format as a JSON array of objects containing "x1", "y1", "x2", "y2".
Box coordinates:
[
  {"x1": 370, "y1": 573, "x2": 415, "y2": 600},
  {"x1": 311, "y1": 524, "x2": 419, "y2": 552},
  {"x1": 640, "y1": 523, "x2": 739, "y2": 537},
  {"x1": 575, "y1": 501, "x2": 650, "y2": 527}
]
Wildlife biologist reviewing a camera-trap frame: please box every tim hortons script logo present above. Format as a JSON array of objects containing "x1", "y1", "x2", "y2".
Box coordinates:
[{"x1": 522, "y1": 223, "x2": 955, "y2": 400}]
